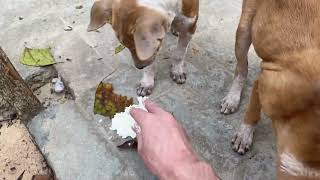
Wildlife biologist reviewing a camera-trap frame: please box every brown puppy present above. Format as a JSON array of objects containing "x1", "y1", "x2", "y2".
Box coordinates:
[
  {"x1": 88, "y1": 0, "x2": 198, "y2": 96},
  {"x1": 229, "y1": 0, "x2": 320, "y2": 179}
]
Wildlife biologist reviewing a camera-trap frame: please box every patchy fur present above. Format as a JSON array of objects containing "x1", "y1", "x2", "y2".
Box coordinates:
[{"x1": 88, "y1": 0, "x2": 199, "y2": 96}]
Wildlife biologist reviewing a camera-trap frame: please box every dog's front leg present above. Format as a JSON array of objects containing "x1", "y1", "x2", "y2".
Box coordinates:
[
  {"x1": 170, "y1": 15, "x2": 197, "y2": 84},
  {"x1": 170, "y1": 32, "x2": 192, "y2": 84},
  {"x1": 221, "y1": 0, "x2": 257, "y2": 114},
  {"x1": 170, "y1": 33, "x2": 191, "y2": 84},
  {"x1": 232, "y1": 79, "x2": 261, "y2": 155},
  {"x1": 137, "y1": 62, "x2": 156, "y2": 96}
]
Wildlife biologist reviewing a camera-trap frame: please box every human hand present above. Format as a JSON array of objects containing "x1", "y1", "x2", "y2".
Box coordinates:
[{"x1": 130, "y1": 100, "x2": 198, "y2": 179}]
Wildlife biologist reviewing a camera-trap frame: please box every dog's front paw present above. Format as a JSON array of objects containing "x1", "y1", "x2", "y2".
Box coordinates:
[
  {"x1": 171, "y1": 28, "x2": 179, "y2": 37},
  {"x1": 170, "y1": 71, "x2": 186, "y2": 84},
  {"x1": 221, "y1": 92, "x2": 241, "y2": 114},
  {"x1": 136, "y1": 84, "x2": 154, "y2": 97},
  {"x1": 231, "y1": 124, "x2": 254, "y2": 155},
  {"x1": 170, "y1": 65, "x2": 186, "y2": 84}
]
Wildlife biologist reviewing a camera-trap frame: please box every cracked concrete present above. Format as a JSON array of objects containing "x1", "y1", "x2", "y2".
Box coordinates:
[{"x1": 0, "y1": 0, "x2": 276, "y2": 179}]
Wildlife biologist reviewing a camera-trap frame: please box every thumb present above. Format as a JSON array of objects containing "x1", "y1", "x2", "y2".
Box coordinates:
[
  {"x1": 144, "y1": 100, "x2": 165, "y2": 114},
  {"x1": 130, "y1": 108, "x2": 149, "y2": 128}
]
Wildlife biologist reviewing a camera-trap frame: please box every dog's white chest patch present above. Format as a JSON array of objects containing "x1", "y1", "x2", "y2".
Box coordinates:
[
  {"x1": 280, "y1": 152, "x2": 320, "y2": 177},
  {"x1": 137, "y1": 0, "x2": 182, "y2": 22}
]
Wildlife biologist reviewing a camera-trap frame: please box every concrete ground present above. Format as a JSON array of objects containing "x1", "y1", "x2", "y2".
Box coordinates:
[{"x1": 0, "y1": 0, "x2": 276, "y2": 179}]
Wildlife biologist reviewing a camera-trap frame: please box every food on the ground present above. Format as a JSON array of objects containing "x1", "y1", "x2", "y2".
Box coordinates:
[{"x1": 110, "y1": 97, "x2": 147, "y2": 139}]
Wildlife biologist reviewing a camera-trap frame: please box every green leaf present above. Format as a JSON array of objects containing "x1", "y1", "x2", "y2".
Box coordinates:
[
  {"x1": 20, "y1": 47, "x2": 55, "y2": 67},
  {"x1": 93, "y1": 82, "x2": 133, "y2": 119},
  {"x1": 115, "y1": 44, "x2": 125, "y2": 54}
]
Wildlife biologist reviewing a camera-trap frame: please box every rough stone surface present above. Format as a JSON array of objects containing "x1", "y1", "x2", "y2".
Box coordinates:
[
  {"x1": 0, "y1": 0, "x2": 277, "y2": 179},
  {"x1": 28, "y1": 102, "x2": 122, "y2": 179}
]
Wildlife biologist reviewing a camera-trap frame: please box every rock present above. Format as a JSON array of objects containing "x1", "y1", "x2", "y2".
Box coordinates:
[
  {"x1": 63, "y1": 26, "x2": 73, "y2": 31},
  {"x1": 75, "y1": 5, "x2": 83, "y2": 9},
  {"x1": 52, "y1": 77, "x2": 65, "y2": 94}
]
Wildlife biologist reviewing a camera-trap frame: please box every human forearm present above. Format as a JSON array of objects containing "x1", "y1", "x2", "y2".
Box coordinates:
[
  {"x1": 170, "y1": 160, "x2": 220, "y2": 180},
  {"x1": 130, "y1": 101, "x2": 220, "y2": 180},
  {"x1": 159, "y1": 152, "x2": 219, "y2": 180}
]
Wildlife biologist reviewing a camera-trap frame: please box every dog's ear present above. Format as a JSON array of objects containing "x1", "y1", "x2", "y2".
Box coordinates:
[
  {"x1": 87, "y1": 0, "x2": 113, "y2": 32},
  {"x1": 134, "y1": 22, "x2": 166, "y2": 61}
]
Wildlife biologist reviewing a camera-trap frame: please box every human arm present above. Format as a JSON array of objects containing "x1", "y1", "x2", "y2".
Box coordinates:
[{"x1": 130, "y1": 100, "x2": 220, "y2": 180}]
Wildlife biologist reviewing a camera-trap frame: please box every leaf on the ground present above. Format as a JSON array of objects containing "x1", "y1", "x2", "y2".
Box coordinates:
[
  {"x1": 17, "y1": 170, "x2": 25, "y2": 180},
  {"x1": 32, "y1": 175, "x2": 54, "y2": 180},
  {"x1": 21, "y1": 47, "x2": 55, "y2": 67},
  {"x1": 115, "y1": 44, "x2": 125, "y2": 54},
  {"x1": 94, "y1": 82, "x2": 133, "y2": 118},
  {"x1": 117, "y1": 138, "x2": 137, "y2": 150}
]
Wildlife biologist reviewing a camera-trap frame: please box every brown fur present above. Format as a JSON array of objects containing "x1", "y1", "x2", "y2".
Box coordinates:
[
  {"x1": 88, "y1": 0, "x2": 199, "y2": 96},
  {"x1": 182, "y1": 0, "x2": 199, "y2": 18},
  {"x1": 235, "y1": 0, "x2": 320, "y2": 179},
  {"x1": 112, "y1": 0, "x2": 168, "y2": 67}
]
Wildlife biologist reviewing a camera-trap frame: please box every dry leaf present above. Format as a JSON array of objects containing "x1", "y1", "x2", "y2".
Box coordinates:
[
  {"x1": 115, "y1": 44, "x2": 125, "y2": 54},
  {"x1": 20, "y1": 47, "x2": 55, "y2": 67},
  {"x1": 32, "y1": 175, "x2": 54, "y2": 180},
  {"x1": 17, "y1": 170, "x2": 25, "y2": 180},
  {"x1": 93, "y1": 82, "x2": 133, "y2": 118},
  {"x1": 117, "y1": 138, "x2": 137, "y2": 150}
]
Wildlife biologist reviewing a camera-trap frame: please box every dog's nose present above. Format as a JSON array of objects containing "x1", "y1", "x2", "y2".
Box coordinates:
[
  {"x1": 134, "y1": 62, "x2": 147, "y2": 70},
  {"x1": 135, "y1": 64, "x2": 146, "y2": 70}
]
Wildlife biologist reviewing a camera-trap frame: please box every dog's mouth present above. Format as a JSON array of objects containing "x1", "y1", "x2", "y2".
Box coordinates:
[
  {"x1": 132, "y1": 52, "x2": 155, "y2": 69},
  {"x1": 128, "y1": 47, "x2": 157, "y2": 69}
]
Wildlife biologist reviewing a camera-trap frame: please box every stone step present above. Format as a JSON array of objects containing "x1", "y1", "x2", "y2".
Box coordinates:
[{"x1": 28, "y1": 101, "x2": 155, "y2": 180}]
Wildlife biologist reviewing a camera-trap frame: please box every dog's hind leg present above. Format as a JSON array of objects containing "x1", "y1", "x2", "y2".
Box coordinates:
[
  {"x1": 232, "y1": 78, "x2": 261, "y2": 155},
  {"x1": 221, "y1": 0, "x2": 257, "y2": 114}
]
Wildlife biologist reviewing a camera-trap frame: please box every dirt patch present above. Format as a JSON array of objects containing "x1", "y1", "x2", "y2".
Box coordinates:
[
  {"x1": 0, "y1": 120, "x2": 53, "y2": 180},
  {"x1": 34, "y1": 82, "x2": 72, "y2": 108},
  {"x1": 0, "y1": 66, "x2": 73, "y2": 180}
]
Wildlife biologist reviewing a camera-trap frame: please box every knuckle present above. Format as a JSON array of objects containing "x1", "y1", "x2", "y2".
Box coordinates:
[{"x1": 164, "y1": 112, "x2": 176, "y2": 122}]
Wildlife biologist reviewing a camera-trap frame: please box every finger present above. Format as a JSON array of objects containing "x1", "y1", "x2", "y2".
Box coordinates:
[
  {"x1": 130, "y1": 108, "x2": 150, "y2": 127},
  {"x1": 144, "y1": 100, "x2": 165, "y2": 114},
  {"x1": 132, "y1": 123, "x2": 141, "y2": 134},
  {"x1": 132, "y1": 124, "x2": 144, "y2": 152},
  {"x1": 136, "y1": 132, "x2": 143, "y2": 152},
  {"x1": 179, "y1": 125, "x2": 191, "y2": 142}
]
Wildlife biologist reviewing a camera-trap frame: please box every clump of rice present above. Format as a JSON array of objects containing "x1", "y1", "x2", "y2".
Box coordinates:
[{"x1": 110, "y1": 97, "x2": 147, "y2": 138}]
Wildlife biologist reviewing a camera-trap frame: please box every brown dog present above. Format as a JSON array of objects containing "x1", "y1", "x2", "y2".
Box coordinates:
[
  {"x1": 228, "y1": 0, "x2": 320, "y2": 179},
  {"x1": 88, "y1": 0, "x2": 198, "y2": 96}
]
